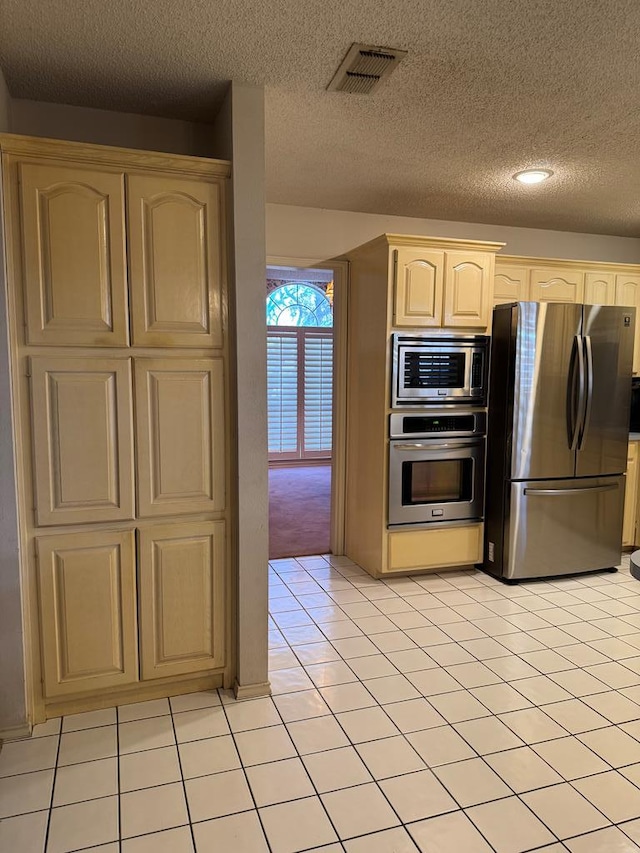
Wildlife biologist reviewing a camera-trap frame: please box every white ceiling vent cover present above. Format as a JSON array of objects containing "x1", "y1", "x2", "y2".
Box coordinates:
[{"x1": 327, "y1": 43, "x2": 408, "y2": 94}]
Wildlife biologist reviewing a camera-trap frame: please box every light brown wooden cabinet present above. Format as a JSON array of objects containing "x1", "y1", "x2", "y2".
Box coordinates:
[
  {"x1": 394, "y1": 244, "x2": 495, "y2": 329},
  {"x1": 2, "y1": 135, "x2": 231, "y2": 719},
  {"x1": 584, "y1": 271, "x2": 616, "y2": 305},
  {"x1": 624, "y1": 442, "x2": 639, "y2": 548},
  {"x1": 36, "y1": 529, "x2": 138, "y2": 697},
  {"x1": 615, "y1": 274, "x2": 640, "y2": 375},
  {"x1": 138, "y1": 521, "x2": 226, "y2": 679},
  {"x1": 530, "y1": 267, "x2": 584, "y2": 303},
  {"x1": 493, "y1": 264, "x2": 529, "y2": 309},
  {"x1": 19, "y1": 161, "x2": 129, "y2": 347}
]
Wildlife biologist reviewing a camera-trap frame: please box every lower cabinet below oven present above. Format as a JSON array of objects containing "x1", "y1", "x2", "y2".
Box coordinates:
[{"x1": 387, "y1": 523, "x2": 483, "y2": 574}]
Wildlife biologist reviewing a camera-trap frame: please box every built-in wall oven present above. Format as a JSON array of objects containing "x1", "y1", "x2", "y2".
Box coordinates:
[{"x1": 388, "y1": 411, "x2": 486, "y2": 526}]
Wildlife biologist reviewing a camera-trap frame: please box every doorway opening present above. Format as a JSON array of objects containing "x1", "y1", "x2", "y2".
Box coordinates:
[{"x1": 267, "y1": 265, "x2": 334, "y2": 558}]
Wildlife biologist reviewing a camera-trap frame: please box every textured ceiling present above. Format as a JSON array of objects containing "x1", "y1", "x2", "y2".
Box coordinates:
[{"x1": 2, "y1": 0, "x2": 640, "y2": 235}]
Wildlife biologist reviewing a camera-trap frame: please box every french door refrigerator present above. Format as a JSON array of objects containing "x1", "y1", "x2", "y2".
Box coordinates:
[{"x1": 483, "y1": 301, "x2": 635, "y2": 580}]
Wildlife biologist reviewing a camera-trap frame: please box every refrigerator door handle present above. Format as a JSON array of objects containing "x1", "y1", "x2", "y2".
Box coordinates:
[
  {"x1": 523, "y1": 483, "x2": 619, "y2": 497},
  {"x1": 566, "y1": 335, "x2": 585, "y2": 450},
  {"x1": 578, "y1": 335, "x2": 594, "y2": 450}
]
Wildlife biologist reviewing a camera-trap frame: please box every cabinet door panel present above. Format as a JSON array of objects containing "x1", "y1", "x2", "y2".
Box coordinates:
[
  {"x1": 37, "y1": 530, "x2": 138, "y2": 697},
  {"x1": 19, "y1": 162, "x2": 128, "y2": 346},
  {"x1": 616, "y1": 274, "x2": 640, "y2": 375},
  {"x1": 393, "y1": 248, "x2": 444, "y2": 327},
  {"x1": 584, "y1": 271, "x2": 616, "y2": 305},
  {"x1": 128, "y1": 175, "x2": 224, "y2": 347},
  {"x1": 493, "y1": 264, "x2": 529, "y2": 308},
  {"x1": 30, "y1": 357, "x2": 134, "y2": 526},
  {"x1": 530, "y1": 268, "x2": 584, "y2": 303},
  {"x1": 444, "y1": 251, "x2": 493, "y2": 328},
  {"x1": 135, "y1": 358, "x2": 225, "y2": 516},
  {"x1": 138, "y1": 521, "x2": 225, "y2": 679}
]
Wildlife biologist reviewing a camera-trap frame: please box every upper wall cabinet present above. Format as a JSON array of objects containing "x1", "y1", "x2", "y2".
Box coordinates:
[
  {"x1": 530, "y1": 268, "x2": 584, "y2": 303},
  {"x1": 493, "y1": 264, "x2": 529, "y2": 308},
  {"x1": 19, "y1": 162, "x2": 129, "y2": 347},
  {"x1": 443, "y1": 251, "x2": 493, "y2": 328},
  {"x1": 127, "y1": 175, "x2": 224, "y2": 348},
  {"x1": 393, "y1": 248, "x2": 444, "y2": 327},
  {"x1": 393, "y1": 247, "x2": 493, "y2": 329},
  {"x1": 615, "y1": 273, "x2": 640, "y2": 375},
  {"x1": 584, "y1": 271, "x2": 616, "y2": 305}
]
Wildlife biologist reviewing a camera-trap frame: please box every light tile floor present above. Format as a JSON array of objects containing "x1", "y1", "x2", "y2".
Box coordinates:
[{"x1": 4, "y1": 556, "x2": 640, "y2": 851}]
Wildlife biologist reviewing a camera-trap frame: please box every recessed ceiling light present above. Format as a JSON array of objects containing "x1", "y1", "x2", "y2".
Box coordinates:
[{"x1": 514, "y1": 169, "x2": 554, "y2": 185}]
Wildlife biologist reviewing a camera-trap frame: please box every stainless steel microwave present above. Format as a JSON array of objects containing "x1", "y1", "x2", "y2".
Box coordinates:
[{"x1": 391, "y1": 333, "x2": 489, "y2": 406}]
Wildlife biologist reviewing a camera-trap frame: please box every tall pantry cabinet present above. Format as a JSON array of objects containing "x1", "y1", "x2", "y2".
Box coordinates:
[{"x1": 1, "y1": 135, "x2": 232, "y2": 721}]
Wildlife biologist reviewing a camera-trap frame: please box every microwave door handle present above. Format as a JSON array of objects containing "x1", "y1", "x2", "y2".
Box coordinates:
[
  {"x1": 393, "y1": 442, "x2": 479, "y2": 450},
  {"x1": 578, "y1": 335, "x2": 594, "y2": 450}
]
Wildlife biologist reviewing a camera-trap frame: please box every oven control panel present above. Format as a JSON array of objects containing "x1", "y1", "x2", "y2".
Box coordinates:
[{"x1": 389, "y1": 410, "x2": 486, "y2": 439}]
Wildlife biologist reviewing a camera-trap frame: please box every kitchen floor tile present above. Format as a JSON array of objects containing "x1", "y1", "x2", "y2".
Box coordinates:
[
  {"x1": 407, "y1": 725, "x2": 476, "y2": 766},
  {"x1": 385, "y1": 649, "x2": 436, "y2": 672},
  {"x1": 346, "y1": 654, "x2": 400, "y2": 680},
  {"x1": 582, "y1": 691, "x2": 640, "y2": 723},
  {"x1": 234, "y1": 724, "x2": 297, "y2": 766},
  {"x1": 259, "y1": 796, "x2": 338, "y2": 852},
  {"x1": 362, "y1": 674, "x2": 421, "y2": 704},
  {"x1": 119, "y1": 745, "x2": 181, "y2": 792},
  {"x1": 454, "y1": 716, "x2": 524, "y2": 754},
  {"x1": 466, "y1": 795, "x2": 556, "y2": 852},
  {"x1": 533, "y1": 735, "x2": 610, "y2": 779},
  {"x1": 356, "y1": 734, "x2": 425, "y2": 779},
  {"x1": 510, "y1": 675, "x2": 573, "y2": 705},
  {"x1": 408, "y1": 810, "x2": 494, "y2": 853},
  {"x1": 586, "y1": 662, "x2": 640, "y2": 689},
  {"x1": 579, "y1": 726, "x2": 640, "y2": 767},
  {"x1": 117, "y1": 698, "x2": 170, "y2": 723},
  {"x1": 192, "y1": 811, "x2": 269, "y2": 853},
  {"x1": 424, "y1": 643, "x2": 476, "y2": 666},
  {"x1": 565, "y1": 827, "x2": 640, "y2": 853},
  {"x1": 122, "y1": 826, "x2": 195, "y2": 852},
  {"x1": 47, "y1": 795, "x2": 119, "y2": 853},
  {"x1": 445, "y1": 661, "x2": 503, "y2": 688},
  {"x1": 246, "y1": 757, "x2": 315, "y2": 806},
  {"x1": 286, "y1": 715, "x2": 350, "y2": 754},
  {"x1": 542, "y1": 699, "x2": 611, "y2": 734},
  {"x1": 383, "y1": 698, "x2": 447, "y2": 732},
  {"x1": 302, "y1": 744, "x2": 372, "y2": 792},
  {"x1": 485, "y1": 746, "x2": 563, "y2": 792},
  {"x1": 0, "y1": 811, "x2": 48, "y2": 853},
  {"x1": 0, "y1": 736, "x2": 57, "y2": 779},
  {"x1": 169, "y1": 690, "x2": 220, "y2": 713},
  {"x1": 470, "y1": 683, "x2": 533, "y2": 713},
  {"x1": 344, "y1": 827, "x2": 420, "y2": 853},
  {"x1": 273, "y1": 688, "x2": 331, "y2": 722},
  {"x1": 61, "y1": 707, "x2": 117, "y2": 732},
  {"x1": 550, "y1": 668, "x2": 610, "y2": 696},
  {"x1": 224, "y1": 696, "x2": 281, "y2": 732},
  {"x1": 331, "y1": 636, "x2": 379, "y2": 658},
  {"x1": 407, "y1": 667, "x2": 462, "y2": 696},
  {"x1": 319, "y1": 681, "x2": 377, "y2": 712},
  {"x1": 185, "y1": 768, "x2": 254, "y2": 822},
  {"x1": 293, "y1": 641, "x2": 340, "y2": 665},
  {"x1": 428, "y1": 689, "x2": 491, "y2": 723},
  {"x1": 269, "y1": 666, "x2": 316, "y2": 694},
  {"x1": 380, "y1": 768, "x2": 458, "y2": 822},
  {"x1": 322, "y1": 782, "x2": 400, "y2": 838},
  {"x1": 433, "y1": 756, "x2": 512, "y2": 807},
  {"x1": 483, "y1": 655, "x2": 540, "y2": 681},
  {"x1": 573, "y1": 770, "x2": 640, "y2": 822},
  {"x1": 0, "y1": 768, "x2": 54, "y2": 817},
  {"x1": 120, "y1": 781, "x2": 189, "y2": 838},
  {"x1": 305, "y1": 660, "x2": 358, "y2": 687},
  {"x1": 58, "y1": 725, "x2": 117, "y2": 765},
  {"x1": 522, "y1": 783, "x2": 609, "y2": 839},
  {"x1": 498, "y1": 707, "x2": 567, "y2": 743},
  {"x1": 178, "y1": 733, "x2": 240, "y2": 779},
  {"x1": 53, "y1": 756, "x2": 117, "y2": 805},
  {"x1": 172, "y1": 706, "x2": 230, "y2": 743},
  {"x1": 335, "y1": 705, "x2": 399, "y2": 742}
]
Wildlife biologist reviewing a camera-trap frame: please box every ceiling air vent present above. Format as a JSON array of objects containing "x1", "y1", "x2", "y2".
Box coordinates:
[{"x1": 327, "y1": 43, "x2": 408, "y2": 94}]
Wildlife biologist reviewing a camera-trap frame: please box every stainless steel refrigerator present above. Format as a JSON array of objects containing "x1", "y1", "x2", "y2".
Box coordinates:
[{"x1": 483, "y1": 301, "x2": 635, "y2": 580}]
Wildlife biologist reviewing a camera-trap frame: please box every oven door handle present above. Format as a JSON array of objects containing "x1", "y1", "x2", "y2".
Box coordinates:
[{"x1": 392, "y1": 442, "x2": 480, "y2": 451}]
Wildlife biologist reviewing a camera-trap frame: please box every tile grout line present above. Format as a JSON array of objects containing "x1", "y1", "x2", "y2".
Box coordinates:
[
  {"x1": 167, "y1": 698, "x2": 199, "y2": 853},
  {"x1": 42, "y1": 720, "x2": 62, "y2": 853}
]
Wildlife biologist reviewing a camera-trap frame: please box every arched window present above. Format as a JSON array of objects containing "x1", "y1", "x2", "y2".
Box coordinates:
[{"x1": 266, "y1": 282, "x2": 333, "y2": 327}]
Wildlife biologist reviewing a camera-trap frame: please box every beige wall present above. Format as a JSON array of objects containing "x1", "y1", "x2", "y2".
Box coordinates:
[
  {"x1": 213, "y1": 83, "x2": 269, "y2": 694},
  {"x1": 11, "y1": 98, "x2": 217, "y2": 157},
  {"x1": 266, "y1": 203, "x2": 640, "y2": 265},
  {"x1": 0, "y1": 67, "x2": 11, "y2": 131}
]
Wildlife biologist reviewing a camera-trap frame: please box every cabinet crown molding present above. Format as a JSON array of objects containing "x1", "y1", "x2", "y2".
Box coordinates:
[
  {"x1": 334, "y1": 233, "x2": 505, "y2": 260},
  {"x1": 0, "y1": 133, "x2": 231, "y2": 178},
  {"x1": 497, "y1": 253, "x2": 640, "y2": 274}
]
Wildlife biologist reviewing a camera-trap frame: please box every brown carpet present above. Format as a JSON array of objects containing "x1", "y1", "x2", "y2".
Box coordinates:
[{"x1": 269, "y1": 465, "x2": 331, "y2": 559}]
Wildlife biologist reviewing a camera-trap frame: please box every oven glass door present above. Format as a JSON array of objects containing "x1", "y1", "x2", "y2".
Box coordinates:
[{"x1": 388, "y1": 438, "x2": 485, "y2": 525}]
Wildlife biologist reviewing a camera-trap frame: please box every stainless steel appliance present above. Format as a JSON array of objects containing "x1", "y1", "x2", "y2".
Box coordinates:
[
  {"x1": 389, "y1": 411, "x2": 486, "y2": 526},
  {"x1": 391, "y1": 333, "x2": 489, "y2": 407},
  {"x1": 483, "y1": 301, "x2": 635, "y2": 580}
]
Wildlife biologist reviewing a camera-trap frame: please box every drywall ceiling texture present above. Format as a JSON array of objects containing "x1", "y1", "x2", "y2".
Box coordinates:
[{"x1": 1, "y1": 0, "x2": 640, "y2": 235}]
